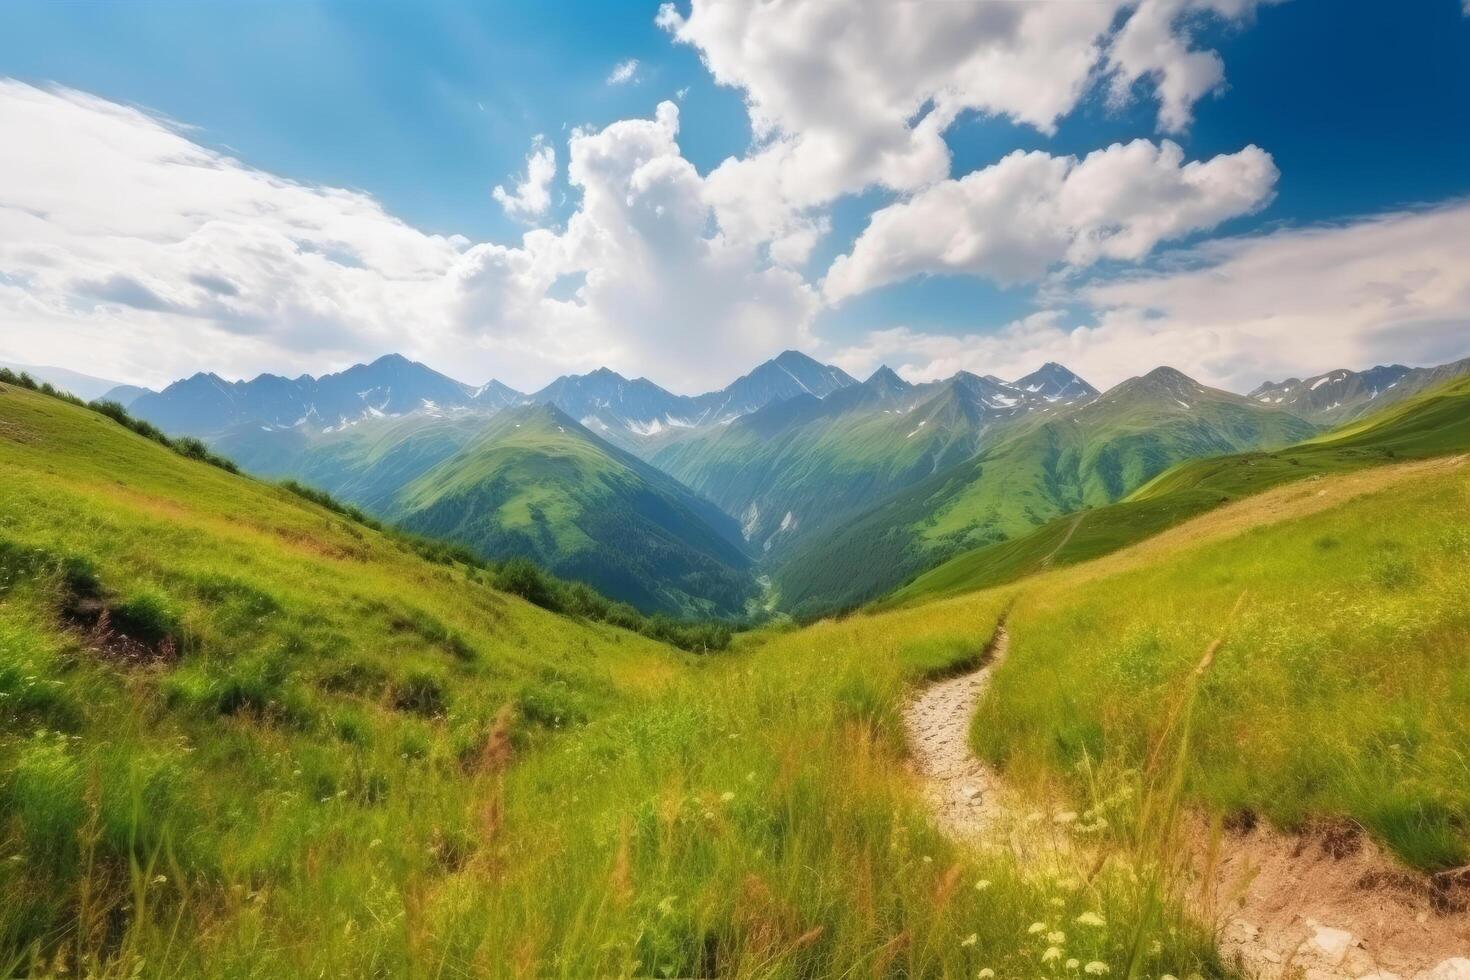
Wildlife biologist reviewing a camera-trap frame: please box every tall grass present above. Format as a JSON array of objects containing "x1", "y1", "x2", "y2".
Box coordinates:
[
  {"x1": 975, "y1": 458, "x2": 1470, "y2": 871},
  {"x1": 0, "y1": 383, "x2": 1227, "y2": 976}
]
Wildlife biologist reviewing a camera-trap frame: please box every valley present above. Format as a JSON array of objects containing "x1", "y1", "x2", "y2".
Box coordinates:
[
  {"x1": 120, "y1": 348, "x2": 1458, "y2": 623},
  {"x1": 4, "y1": 361, "x2": 1470, "y2": 977},
  {"x1": 9, "y1": 6, "x2": 1470, "y2": 977}
]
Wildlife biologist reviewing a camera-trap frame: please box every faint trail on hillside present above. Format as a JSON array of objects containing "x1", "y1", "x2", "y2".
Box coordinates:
[
  {"x1": 1039, "y1": 513, "x2": 1085, "y2": 568},
  {"x1": 902, "y1": 625, "x2": 1010, "y2": 839}
]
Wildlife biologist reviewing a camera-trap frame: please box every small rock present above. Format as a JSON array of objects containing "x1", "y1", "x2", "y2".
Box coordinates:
[
  {"x1": 1261, "y1": 950, "x2": 1283, "y2": 964},
  {"x1": 960, "y1": 785, "x2": 981, "y2": 800},
  {"x1": 1230, "y1": 920, "x2": 1260, "y2": 941},
  {"x1": 1311, "y1": 924, "x2": 1355, "y2": 966},
  {"x1": 1414, "y1": 959, "x2": 1470, "y2": 980}
]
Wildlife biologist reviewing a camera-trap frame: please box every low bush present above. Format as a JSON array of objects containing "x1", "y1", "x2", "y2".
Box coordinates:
[{"x1": 393, "y1": 669, "x2": 448, "y2": 717}]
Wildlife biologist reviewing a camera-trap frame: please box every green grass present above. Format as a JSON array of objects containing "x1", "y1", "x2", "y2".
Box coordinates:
[
  {"x1": 888, "y1": 374, "x2": 1470, "y2": 607},
  {"x1": 12, "y1": 365, "x2": 1465, "y2": 976},
  {"x1": 970, "y1": 452, "x2": 1470, "y2": 872},
  {"x1": 0, "y1": 382, "x2": 1225, "y2": 977},
  {"x1": 435, "y1": 597, "x2": 1229, "y2": 979},
  {"x1": 0, "y1": 382, "x2": 684, "y2": 972}
]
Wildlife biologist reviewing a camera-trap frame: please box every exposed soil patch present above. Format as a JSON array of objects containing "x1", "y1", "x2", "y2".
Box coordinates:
[
  {"x1": 904, "y1": 626, "x2": 1470, "y2": 980},
  {"x1": 62, "y1": 595, "x2": 181, "y2": 665},
  {"x1": 1202, "y1": 819, "x2": 1470, "y2": 979}
]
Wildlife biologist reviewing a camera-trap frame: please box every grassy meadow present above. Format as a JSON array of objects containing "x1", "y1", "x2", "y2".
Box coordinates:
[
  {"x1": 975, "y1": 454, "x2": 1470, "y2": 871},
  {"x1": 5, "y1": 370, "x2": 1469, "y2": 976},
  {"x1": 0, "y1": 381, "x2": 1224, "y2": 976}
]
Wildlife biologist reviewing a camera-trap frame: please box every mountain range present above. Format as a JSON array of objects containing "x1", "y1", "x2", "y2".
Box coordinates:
[
  {"x1": 124, "y1": 349, "x2": 857, "y2": 451},
  {"x1": 1248, "y1": 356, "x2": 1470, "y2": 424},
  {"x1": 773, "y1": 366, "x2": 1317, "y2": 616},
  {"x1": 651, "y1": 363, "x2": 1098, "y2": 555},
  {"x1": 113, "y1": 347, "x2": 1470, "y2": 619},
  {"x1": 125, "y1": 353, "x2": 520, "y2": 437}
]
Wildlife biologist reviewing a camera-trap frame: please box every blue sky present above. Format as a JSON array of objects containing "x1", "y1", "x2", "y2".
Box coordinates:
[{"x1": 2, "y1": 1, "x2": 1469, "y2": 393}]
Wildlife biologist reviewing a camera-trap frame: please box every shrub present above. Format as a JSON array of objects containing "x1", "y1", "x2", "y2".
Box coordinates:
[
  {"x1": 393, "y1": 670, "x2": 448, "y2": 717},
  {"x1": 59, "y1": 555, "x2": 102, "y2": 600},
  {"x1": 494, "y1": 558, "x2": 561, "y2": 611},
  {"x1": 331, "y1": 709, "x2": 371, "y2": 746},
  {"x1": 166, "y1": 653, "x2": 312, "y2": 727}
]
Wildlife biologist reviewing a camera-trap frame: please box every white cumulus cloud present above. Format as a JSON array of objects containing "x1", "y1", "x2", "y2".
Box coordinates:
[
  {"x1": 1107, "y1": 0, "x2": 1286, "y2": 133},
  {"x1": 659, "y1": 0, "x2": 1278, "y2": 251},
  {"x1": 824, "y1": 140, "x2": 1278, "y2": 301},
  {"x1": 492, "y1": 135, "x2": 557, "y2": 220},
  {"x1": 0, "y1": 80, "x2": 816, "y2": 392},
  {"x1": 447, "y1": 101, "x2": 819, "y2": 389}
]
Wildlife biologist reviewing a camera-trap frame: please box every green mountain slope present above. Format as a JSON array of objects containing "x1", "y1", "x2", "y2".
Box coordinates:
[
  {"x1": 775, "y1": 367, "x2": 1318, "y2": 617},
  {"x1": 213, "y1": 412, "x2": 489, "y2": 511},
  {"x1": 388, "y1": 404, "x2": 757, "y2": 618},
  {"x1": 889, "y1": 373, "x2": 1470, "y2": 606},
  {"x1": 651, "y1": 369, "x2": 1063, "y2": 556},
  {"x1": 0, "y1": 379, "x2": 686, "y2": 969}
]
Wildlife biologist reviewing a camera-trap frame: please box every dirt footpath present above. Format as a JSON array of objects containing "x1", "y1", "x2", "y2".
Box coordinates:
[{"x1": 903, "y1": 626, "x2": 1470, "y2": 980}]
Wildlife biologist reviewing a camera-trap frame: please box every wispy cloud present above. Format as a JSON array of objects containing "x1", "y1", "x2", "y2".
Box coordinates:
[{"x1": 607, "y1": 58, "x2": 640, "y2": 85}]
